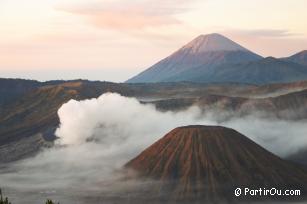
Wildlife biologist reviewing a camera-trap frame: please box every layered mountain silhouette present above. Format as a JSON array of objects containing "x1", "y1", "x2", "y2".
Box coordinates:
[
  {"x1": 172, "y1": 57, "x2": 307, "y2": 85},
  {"x1": 127, "y1": 34, "x2": 307, "y2": 84},
  {"x1": 283, "y1": 50, "x2": 307, "y2": 66},
  {"x1": 149, "y1": 88, "x2": 307, "y2": 121},
  {"x1": 125, "y1": 125, "x2": 307, "y2": 202}
]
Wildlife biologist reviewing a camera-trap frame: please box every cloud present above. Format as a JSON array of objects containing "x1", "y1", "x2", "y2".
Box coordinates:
[
  {"x1": 224, "y1": 29, "x2": 299, "y2": 38},
  {"x1": 245, "y1": 29, "x2": 297, "y2": 38},
  {"x1": 82, "y1": 10, "x2": 179, "y2": 30},
  {"x1": 57, "y1": 0, "x2": 194, "y2": 30},
  {"x1": 1, "y1": 93, "x2": 307, "y2": 203},
  {"x1": 218, "y1": 28, "x2": 307, "y2": 57}
]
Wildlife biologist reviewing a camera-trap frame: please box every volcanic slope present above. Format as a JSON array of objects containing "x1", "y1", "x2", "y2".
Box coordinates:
[
  {"x1": 127, "y1": 33, "x2": 262, "y2": 83},
  {"x1": 125, "y1": 125, "x2": 307, "y2": 203}
]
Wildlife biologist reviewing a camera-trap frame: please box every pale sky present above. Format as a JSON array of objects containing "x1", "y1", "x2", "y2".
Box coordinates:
[{"x1": 0, "y1": 0, "x2": 307, "y2": 82}]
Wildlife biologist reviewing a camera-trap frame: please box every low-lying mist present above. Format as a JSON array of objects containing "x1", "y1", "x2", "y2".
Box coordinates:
[{"x1": 1, "y1": 93, "x2": 307, "y2": 203}]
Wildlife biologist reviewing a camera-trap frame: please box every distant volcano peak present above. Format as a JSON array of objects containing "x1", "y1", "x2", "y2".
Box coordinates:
[
  {"x1": 126, "y1": 33, "x2": 265, "y2": 83},
  {"x1": 181, "y1": 33, "x2": 249, "y2": 53}
]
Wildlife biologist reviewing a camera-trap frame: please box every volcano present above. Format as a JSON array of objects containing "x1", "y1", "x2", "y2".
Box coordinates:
[
  {"x1": 126, "y1": 34, "x2": 307, "y2": 84},
  {"x1": 125, "y1": 125, "x2": 307, "y2": 202},
  {"x1": 126, "y1": 33, "x2": 262, "y2": 83}
]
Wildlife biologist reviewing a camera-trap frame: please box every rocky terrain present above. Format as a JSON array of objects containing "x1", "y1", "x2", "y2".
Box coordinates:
[{"x1": 1, "y1": 78, "x2": 307, "y2": 163}]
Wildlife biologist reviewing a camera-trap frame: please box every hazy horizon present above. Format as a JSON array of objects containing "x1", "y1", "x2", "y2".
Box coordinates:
[{"x1": 0, "y1": 68, "x2": 137, "y2": 82}]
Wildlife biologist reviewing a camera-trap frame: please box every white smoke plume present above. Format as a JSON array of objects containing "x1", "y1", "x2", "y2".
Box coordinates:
[
  {"x1": 55, "y1": 93, "x2": 208, "y2": 146},
  {"x1": 1, "y1": 93, "x2": 307, "y2": 203}
]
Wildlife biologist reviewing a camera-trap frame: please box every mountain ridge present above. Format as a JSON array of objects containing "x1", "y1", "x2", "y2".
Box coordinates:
[
  {"x1": 164, "y1": 57, "x2": 307, "y2": 84},
  {"x1": 283, "y1": 50, "x2": 307, "y2": 66}
]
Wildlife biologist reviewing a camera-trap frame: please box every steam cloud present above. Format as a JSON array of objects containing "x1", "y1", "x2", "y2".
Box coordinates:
[{"x1": 1, "y1": 93, "x2": 307, "y2": 203}]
